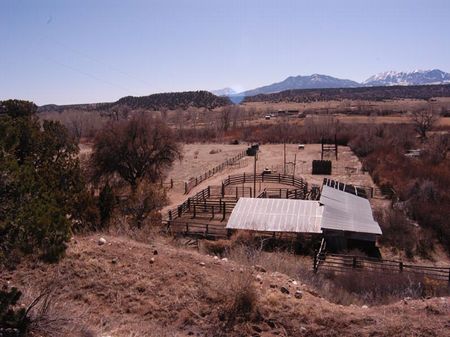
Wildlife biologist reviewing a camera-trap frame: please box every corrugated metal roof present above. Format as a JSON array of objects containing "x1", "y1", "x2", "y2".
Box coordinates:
[
  {"x1": 319, "y1": 185, "x2": 382, "y2": 235},
  {"x1": 226, "y1": 198, "x2": 323, "y2": 233}
]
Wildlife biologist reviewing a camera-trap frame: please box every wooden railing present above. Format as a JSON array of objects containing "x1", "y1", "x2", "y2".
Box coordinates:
[
  {"x1": 314, "y1": 252, "x2": 450, "y2": 282},
  {"x1": 184, "y1": 150, "x2": 246, "y2": 194},
  {"x1": 223, "y1": 173, "x2": 308, "y2": 191},
  {"x1": 167, "y1": 221, "x2": 230, "y2": 239}
]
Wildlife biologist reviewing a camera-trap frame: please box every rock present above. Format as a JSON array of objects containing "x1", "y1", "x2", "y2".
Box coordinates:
[
  {"x1": 199, "y1": 262, "x2": 206, "y2": 267},
  {"x1": 239, "y1": 268, "x2": 244, "y2": 273},
  {"x1": 150, "y1": 258, "x2": 155, "y2": 264},
  {"x1": 300, "y1": 326, "x2": 307, "y2": 333},
  {"x1": 362, "y1": 305, "x2": 369, "y2": 309},
  {"x1": 254, "y1": 265, "x2": 266, "y2": 272},
  {"x1": 280, "y1": 286, "x2": 290, "y2": 294},
  {"x1": 269, "y1": 284, "x2": 277, "y2": 289},
  {"x1": 98, "y1": 237, "x2": 106, "y2": 245},
  {"x1": 292, "y1": 280, "x2": 298, "y2": 285},
  {"x1": 295, "y1": 290, "x2": 303, "y2": 299},
  {"x1": 213, "y1": 256, "x2": 219, "y2": 260},
  {"x1": 255, "y1": 274, "x2": 263, "y2": 282},
  {"x1": 221, "y1": 258, "x2": 228, "y2": 262},
  {"x1": 111, "y1": 258, "x2": 118, "y2": 264},
  {"x1": 153, "y1": 250, "x2": 158, "y2": 255}
]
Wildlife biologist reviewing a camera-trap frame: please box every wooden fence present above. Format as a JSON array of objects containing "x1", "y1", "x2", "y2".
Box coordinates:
[
  {"x1": 184, "y1": 150, "x2": 247, "y2": 194},
  {"x1": 167, "y1": 221, "x2": 230, "y2": 239},
  {"x1": 314, "y1": 252, "x2": 450, "y2": 282},
  {"x1": 224, "y1": 172, "x2": 308, "y2": 190}
]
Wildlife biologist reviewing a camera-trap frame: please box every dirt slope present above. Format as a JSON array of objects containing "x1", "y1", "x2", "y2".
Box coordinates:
[{"x1": 1, "y1": 235, "x2": 449, "y2": 337}]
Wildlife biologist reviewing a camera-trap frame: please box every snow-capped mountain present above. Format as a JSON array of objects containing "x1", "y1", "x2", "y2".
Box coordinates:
[
  {"x1": 239, "y1": 74, "x2": 359, "y2": 96},
  {"x1": 363, "y1": 69, "x2": 450, "y2": 86},
  {"x1": 210, "y1": 87, "x2": 237, "y2": 97}
]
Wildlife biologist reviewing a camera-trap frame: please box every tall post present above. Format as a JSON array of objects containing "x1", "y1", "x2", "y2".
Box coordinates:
[
  {"x1": 283, "y1": 142, "x2": 286, "y2": 174},
  {"x1": 293, "y1": 154, "x2": 297, "y2": 176},
  {"x1": 253, "y1": 153, "x2": 257, "y2": 198}
]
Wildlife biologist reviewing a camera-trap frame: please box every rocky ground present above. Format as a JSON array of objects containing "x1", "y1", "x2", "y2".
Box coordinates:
[{"x1": 2, "y1": 234, "x2": 449, "y2": 337}]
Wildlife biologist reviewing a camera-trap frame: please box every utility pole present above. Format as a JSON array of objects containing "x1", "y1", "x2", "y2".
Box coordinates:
[
  {"x1": 253, "y1": 152, "x2": 257, "y2": 197},
  {"x1": 283, "y1": 142, "x2": 286, "y2": 174},
  {"x1": 292, "y1": 153, "x2": 297, "y2": 176}
]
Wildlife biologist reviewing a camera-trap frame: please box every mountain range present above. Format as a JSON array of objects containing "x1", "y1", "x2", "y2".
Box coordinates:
[{"x1": 212, "y1": 69, "x2": 450, "y2": 97}]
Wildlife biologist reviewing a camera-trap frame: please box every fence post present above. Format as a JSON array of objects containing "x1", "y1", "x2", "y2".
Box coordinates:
[
  {"x1": 352, "y1": 257, "x2": 357, "y2": 269},
  {"x1": 399, "y1": 261, "x2": 403, "y2": 272},
  {"x1": 211, "y1": 206, "x2": 215, "y2": 219},
  {"x1": 222, "y1": 202, "x2": 226, "y2": 221},
  {"x1": 221, "y1": 182, "x2": 225, "y2": 197},
  {"x1": 244, "y1": 172, "x2": 246, "y2": 183},
  {"x1": 278, "y1": 173, "x2": 281, "y2": 183},
  {"x1": 236, "y1": 186, "x2": 238, "y2": 199},
  {"x1": 184, "y1": 182, "x2": 188, "y2": 194},
  {"x1": 169, "y1": 210, "x2": 172, "y2": 221},
  {"x1": 208, "y1": 186, "x2": 210, "y2": 198},
  {"x1": 313, "y1": 250, "x2": 318, "y2": 272},
  {"x1": 178, "y1": 206, "x2": 182, "y2": 218},
  {"x1": 193, "y1": 205, "x2": 196, "y2": 218}
]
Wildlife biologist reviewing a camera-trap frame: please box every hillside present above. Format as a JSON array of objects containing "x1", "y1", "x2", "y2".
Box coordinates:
[
  {"x1": 38, "y1": 91, "x2": 231, "y2": 114},
  {"x1": 243, "y1": 84, "x2": 450, "y2": 103},
  {"x1": 2, "y1": 234, "x2": 449, "y2": 337}
]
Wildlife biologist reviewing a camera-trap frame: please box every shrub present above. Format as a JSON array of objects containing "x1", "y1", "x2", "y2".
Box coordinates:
[
  {"x1": 98, "y1": 183, "x2": 115, "y2": 228},
  {"x1": 217, "y1": 272, "x2": 258, "y2": 331},
  {"x1": 0, "y1": 287, "x2": 29, "y2": 335},
  {"x1": 0, "y1": 100, "x2": 90, "y2": 266}
]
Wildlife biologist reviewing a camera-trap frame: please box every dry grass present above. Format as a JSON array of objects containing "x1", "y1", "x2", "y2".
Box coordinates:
[{"x1": 2, "y1": 234, "x2": 450, "y2": 337}]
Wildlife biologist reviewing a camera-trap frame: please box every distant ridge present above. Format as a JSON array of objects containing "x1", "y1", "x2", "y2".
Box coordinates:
[
  {"x1": 38, "y1": 90, "x2": 231, "y2": 112},
  {"x1": 363, "y1": 69, "x2": 450, "y2": 86},
  {"x1": 209, "y1": 69, "x2": 450, "y2": 98},
  {"x1": 239, "y1": 74, "x2": 359, "y2": 96}
]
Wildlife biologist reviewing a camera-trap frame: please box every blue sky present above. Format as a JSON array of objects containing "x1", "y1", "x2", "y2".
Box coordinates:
[{"x1": 1, "y1": 0, "x2": 450, "y2": 105}]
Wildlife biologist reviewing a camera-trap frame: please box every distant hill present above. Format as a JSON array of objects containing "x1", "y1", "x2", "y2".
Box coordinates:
[
  {"x1": 243, "y1": 84, "x2": 450, "y2": 104},
  {"x1": 363, "y1": 69, "x2": 450, "y2": 87},
  {"x1": 240, "y1": 74, "x2": 359, "y2": 96},
  {"x1": 115, "y1": 91, "x2": 231, "y2": 110},
  {"x1": 38, "y1": 90, "x2": 231, "y2": 113}
]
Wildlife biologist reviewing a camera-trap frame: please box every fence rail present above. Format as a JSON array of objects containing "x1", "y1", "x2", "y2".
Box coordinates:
[
  {"x1": 314, "y1": 252, "x2": 450, "y2": 282},
  {"x1": 184, "y1": 150, "x2": 247, "y2": 194}
]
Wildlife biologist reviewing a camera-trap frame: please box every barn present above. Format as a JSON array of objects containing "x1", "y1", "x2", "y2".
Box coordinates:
[{"x1": 226, "y1": 179, "x2": 382, "y2": 253}]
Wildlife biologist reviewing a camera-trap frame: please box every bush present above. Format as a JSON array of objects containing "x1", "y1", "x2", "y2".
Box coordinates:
[
  {"x1": 0, "y1": 287, "x2": 29, "y2": 336},
  {"x1": 0, "y1": 100, "x2": 90, "y2": 266},
  {"x1": 217, "y1": 272, "x2": 258, "y2": 331},
  {"x1": 321, "y1": 270, "x2": 428, "y2": 305}
]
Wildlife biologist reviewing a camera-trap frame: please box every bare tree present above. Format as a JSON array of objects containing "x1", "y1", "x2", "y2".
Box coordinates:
[
  {"x1": 220, "y1": 106, "x2": 232, "y2": 131},
  {"x1": 411, "y1": 108, "x2": 438, "y2": 139},
  {"x1": 91, "y1": 116, "x2": 181, "y2": 189}
]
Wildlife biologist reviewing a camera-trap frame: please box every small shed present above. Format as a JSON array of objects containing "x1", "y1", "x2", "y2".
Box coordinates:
[
  {"x1": 227, "y1": 198, "x2": 323, "y2": 233},
  {"x1": 226, "y1": 179, "x2": 382, "y2": 253}
]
